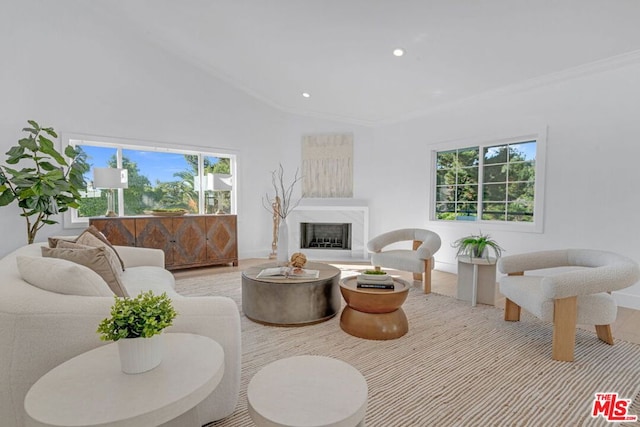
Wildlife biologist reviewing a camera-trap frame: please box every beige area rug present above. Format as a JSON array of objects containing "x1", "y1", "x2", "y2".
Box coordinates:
[{"x1": 176, "y1": 271, "x2": 640, "y2": 427}]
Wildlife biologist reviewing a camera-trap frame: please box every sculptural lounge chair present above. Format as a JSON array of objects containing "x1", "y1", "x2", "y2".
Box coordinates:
[
  {"x1": 498, "y1": 249, "x2": 639, "y2": 361},
  {"x1": 367, "y1": 228, "x2": 441, "y2": 293}
]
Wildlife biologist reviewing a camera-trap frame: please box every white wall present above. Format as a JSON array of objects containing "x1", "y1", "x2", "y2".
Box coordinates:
[
  {"x1": 0, "y1": 1, "x2": 286, "y2": 259},
  {"x1": 365, "y1": 63, "x2": 640, "y2": 308},
  {"x1": 3, "y1": 2, "x2": 639, "y2": 308}
]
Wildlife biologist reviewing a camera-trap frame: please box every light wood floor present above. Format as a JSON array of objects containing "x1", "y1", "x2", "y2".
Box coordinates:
[{"x1": 173, "y1": 258, "x2": 640, "y2": 345}]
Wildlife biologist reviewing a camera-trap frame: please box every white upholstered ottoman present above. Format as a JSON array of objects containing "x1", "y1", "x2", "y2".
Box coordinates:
[{"x1": 247, "y1": 355, "x2": 368, "y2": 427}]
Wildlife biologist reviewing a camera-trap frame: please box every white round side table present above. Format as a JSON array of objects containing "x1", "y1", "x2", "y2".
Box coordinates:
[
  {"x1": 247, "y1": 355, "x2": 368, "y2": 427},
  {"x1": 24, "y1": 333, "x2": 225, "y2": 427}
]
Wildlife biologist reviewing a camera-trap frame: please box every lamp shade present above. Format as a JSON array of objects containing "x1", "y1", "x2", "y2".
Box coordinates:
[
  {"x1": 93, "y1": 168, "x2": 129, "y2": 189},
  {"x1": 211, "y1": 173, "x2": 232, "y2": 191}
]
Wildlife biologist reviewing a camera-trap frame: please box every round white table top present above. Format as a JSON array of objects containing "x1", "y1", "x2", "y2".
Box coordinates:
[
  {"x1": 24, "y1": 333, "x2": 225, "y2": 427},
  {"x1": 247, "y1": 355, "x2": 368, "y2": 427}
]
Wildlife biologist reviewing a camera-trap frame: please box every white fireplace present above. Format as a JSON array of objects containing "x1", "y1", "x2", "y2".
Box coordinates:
[{"x1": 288, "y1": 199, "x2": 369, "y2": 260}]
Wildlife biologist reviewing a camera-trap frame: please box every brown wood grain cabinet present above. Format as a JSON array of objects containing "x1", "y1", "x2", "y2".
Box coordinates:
[{"x1": 90, "y1": 215, "x2": 238, "y2": 270}]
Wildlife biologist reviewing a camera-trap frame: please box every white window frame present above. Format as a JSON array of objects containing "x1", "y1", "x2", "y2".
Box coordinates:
[
  {"x1": 61, "y1": 133, "x2": 238, "y2": 229},
  {"x1": 429, "y1": 127, "x2": 547, "y2": 233}
]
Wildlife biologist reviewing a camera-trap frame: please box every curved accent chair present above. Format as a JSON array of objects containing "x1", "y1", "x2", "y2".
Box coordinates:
[
  {"x1": 498, "y1": 249, "x2": 639, "y2": 362},
  {"x1": 367, "y1": 228, "x2": 442, "y2": 294}
]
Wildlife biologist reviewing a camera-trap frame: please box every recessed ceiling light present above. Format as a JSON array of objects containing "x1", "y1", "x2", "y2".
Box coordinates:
[
  {"x1": 302, "y1": 92, "x2": 311, "y2": 98},
  {"x1": 393, "y1": 48, "x2": 405, "y2": 57}
]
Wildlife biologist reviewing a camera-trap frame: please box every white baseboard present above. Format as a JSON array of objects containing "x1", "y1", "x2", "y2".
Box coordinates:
[{"x1": 613, "y1": 291, "x2": 640, "y2": 311}]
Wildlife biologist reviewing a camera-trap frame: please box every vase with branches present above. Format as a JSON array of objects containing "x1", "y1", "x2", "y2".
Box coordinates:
[{"x1": 262, "y1": 164, "x2": 302, "y2": 263}]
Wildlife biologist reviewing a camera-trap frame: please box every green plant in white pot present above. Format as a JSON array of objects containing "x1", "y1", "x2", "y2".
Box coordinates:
[
  {"x1": 97, "y1": 291, "x2": 177, "y2": 374},
  {"x1": 452, "y1": 232, "x2": 504, "y2": 262}
]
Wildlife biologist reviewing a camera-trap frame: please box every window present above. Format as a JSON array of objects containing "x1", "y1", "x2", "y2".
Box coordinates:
[
  {"x1": 64, "y1": 136, "x2": 236, "y2": 226},
  {"x1": 432, "y1": 130, "x2": 545, "y2": 231}
]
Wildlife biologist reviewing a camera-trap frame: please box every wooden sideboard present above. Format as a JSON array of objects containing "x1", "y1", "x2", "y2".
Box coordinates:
[{"x1": 89, "y1": 215, "x2": 238, "y2": 270}]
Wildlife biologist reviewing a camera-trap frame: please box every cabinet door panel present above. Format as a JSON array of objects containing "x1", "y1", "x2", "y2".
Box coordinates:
[
  {"x1": 172, "y1": 216, "x2": 207, "y2": 266},
  {"x1": 205, "y1": 215, "x2": 238, "y2": 262},
  {"x1": 89, "y1": 218, "x2": 136, "y2": 246},
  {"x1": 135, "y1": 218, "x2": 174, "y2": 267}
]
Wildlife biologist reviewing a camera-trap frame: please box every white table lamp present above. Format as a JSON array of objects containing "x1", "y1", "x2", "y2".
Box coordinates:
[
  {"x1": 209, "y1": 173, "x2": 232, "y2": 214},
  {"x1": 93, "y1": 167, "x2": 129, "y2": 217}
]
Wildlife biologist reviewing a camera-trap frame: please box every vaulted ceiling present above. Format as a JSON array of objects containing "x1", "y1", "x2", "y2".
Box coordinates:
[{"x1": 97, "y1": 1, "x2": 640, "y2": 125}]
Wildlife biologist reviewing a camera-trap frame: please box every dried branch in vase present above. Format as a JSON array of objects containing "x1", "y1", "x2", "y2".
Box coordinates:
[{"x1": 262, "y1": 164, "x2": 302, "y2": 220}]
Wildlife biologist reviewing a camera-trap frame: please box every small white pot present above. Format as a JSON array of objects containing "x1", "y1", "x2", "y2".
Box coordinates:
[{"x1": 117, "y1": 334, "x2": 163, "y2": 374}]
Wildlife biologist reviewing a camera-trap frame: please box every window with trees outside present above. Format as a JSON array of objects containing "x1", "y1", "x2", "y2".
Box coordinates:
[
  {"x1": 433, "y1": 132, "x2": 545, "y2": 231},
  {"x1": 66, "y1": 138, "x2": 236, "y2": 225}
]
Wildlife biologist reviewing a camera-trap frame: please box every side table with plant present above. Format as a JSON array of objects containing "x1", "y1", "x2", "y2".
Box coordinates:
[
  {"x1": 97, "y1": 291, "x2": 178, "y2": 374},
  {"x1": 452, "y1": 232, "x2": 504, "y2": 263}
]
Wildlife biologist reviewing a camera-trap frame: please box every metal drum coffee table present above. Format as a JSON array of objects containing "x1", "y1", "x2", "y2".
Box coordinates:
[
  {"x1": 339, "y1": 276, "x2": 410, "y2": 340},
  {"x1": 242, "y1": 262, "x2": 341, "y2": 326}
]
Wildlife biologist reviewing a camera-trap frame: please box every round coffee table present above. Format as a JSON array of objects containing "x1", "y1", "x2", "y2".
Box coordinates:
[
  {"x1": 339, "y1": 276, "x2": 410, "y2": 340},
  {"x1": 242, "y1": 262, "x2": 341, "y2": 326},
  {"x1": 247, "y1": 355, "x2": 367, "y2": 427},
  {"x1": 24, "y1": 333, "x2": 224, "y2": 427}
]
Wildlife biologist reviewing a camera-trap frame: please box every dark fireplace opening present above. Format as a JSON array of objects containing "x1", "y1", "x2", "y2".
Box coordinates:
[{"x1": 300, "y1": 222, "x2": 352, "y2": 250}]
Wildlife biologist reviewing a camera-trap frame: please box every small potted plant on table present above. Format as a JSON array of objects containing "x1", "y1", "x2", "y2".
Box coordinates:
[
  {"x1": 452, "y1": 232, "x2": 504, "y2": 263},
  {"x1": 97, "y1": 291, "x2": 177, "y2": 374}
]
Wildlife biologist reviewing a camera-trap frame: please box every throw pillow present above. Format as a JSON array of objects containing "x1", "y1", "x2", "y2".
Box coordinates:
[
  {"x1": 75, "y1": 225, "x2": 126, "y2": 271},
  {"x1": 41, "y1": 246, "x2": 129, "y2": 297},
  {"x1": 48, "y1": 236, "x2": 76, "y2": 248},
  {"x1": 17, "y1": 255, "x2": 114, "y2": 297}
]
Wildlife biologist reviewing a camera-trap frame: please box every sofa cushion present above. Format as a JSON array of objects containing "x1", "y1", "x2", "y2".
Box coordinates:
[
  {"x1": 120, "y1": 266, "x2": 180, "y2": 298},
  {"x1": 41, "y1": 246, "x2": 129, "y2": 297},
  {"x1": 16, "y1": 255, "x2": 114, "y2": 297},
  {"x1": 56, "y1": 240, "x2": 123, "y2": 281},
  {"x1": 50, "y1": 226, "x2": 125, "y2": 271},
  {"x1": 75, "y1": 226, "x2": 126, "y2": 271}
]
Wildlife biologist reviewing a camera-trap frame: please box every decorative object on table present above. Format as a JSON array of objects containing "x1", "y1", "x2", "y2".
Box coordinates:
[
  {"x1": 93, "y1": 167, "x2": 128, "y2": 217},
  {"x1": 146, "y1": 208, "x2": 188, "y2": 217},
  {"x1": 0, "y1": 120, "x2": 90, "y2": 244},
  {"x1": 357, "y1": 269, "x2": 394, "y2": 289},
  {"x1": 256, "y1": 266, "x2": 320, "y2": 280},
  {"x1": 290, "y1": 252, "x2": 307, "y2": 268},
  {"x1": 262, "y1": 164, "x2": 302, "y2": 264},
  {"x1": 452, "y1": 231, "x2": 504, "y2": 262},
  {"x1": 97, "y1": 291, "x2": 177, "y2": 374}
]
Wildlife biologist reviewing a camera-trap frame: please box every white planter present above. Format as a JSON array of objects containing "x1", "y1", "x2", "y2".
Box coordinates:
[
  {"x1": 117, "y1": 334, "x2": 163, "y2": 374},
  {"x1": 277, "y1": 220, "x2": 289, "y2": 264}
]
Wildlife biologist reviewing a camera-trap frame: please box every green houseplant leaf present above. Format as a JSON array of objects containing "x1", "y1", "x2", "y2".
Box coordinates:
[
  {"x1": 97, "y1": 291, "x2": 178, "y2": 341},
  {"x1": 0, "y1": 120, "x2": 89, "y2": 244},
  {"x1": 452, "y1": 232, "x2": 504, "y2": 261}
]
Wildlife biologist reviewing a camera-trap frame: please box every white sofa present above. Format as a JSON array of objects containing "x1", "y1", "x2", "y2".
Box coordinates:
[{"x1": 0, "y1": 242, "x2": 241, "y2": 427}]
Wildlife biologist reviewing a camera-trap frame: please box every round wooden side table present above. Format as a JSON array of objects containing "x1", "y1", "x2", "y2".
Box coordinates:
[{"x1": 339, "y1": 276, "x2": 410, "y2": 340}]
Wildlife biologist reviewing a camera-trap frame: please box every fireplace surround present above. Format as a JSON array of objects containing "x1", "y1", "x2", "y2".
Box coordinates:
[{"x1": 288, "y1": 199, "x2": 368, "y2": 260}]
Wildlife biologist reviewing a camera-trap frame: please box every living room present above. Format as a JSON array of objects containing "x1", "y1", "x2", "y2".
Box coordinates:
[{"x1": 2, "y1": 1, "x2": 640, "y2": 426}]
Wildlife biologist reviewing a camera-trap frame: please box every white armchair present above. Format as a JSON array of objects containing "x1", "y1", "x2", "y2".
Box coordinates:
[
  {"x1": 367, "y1": 228, "x2": 441, "y2": 293},
  {"x1": 498, "y1": 249, "x2": 639, "y2": 361}
]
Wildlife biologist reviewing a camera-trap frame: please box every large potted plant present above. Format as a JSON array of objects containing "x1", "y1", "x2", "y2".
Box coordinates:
[
  {"x1": 452, "y1": 232, "x2": 504, "y2": 262},
  {"x1": 0, "y1": 120, "x2": 89, "y2": 244},
  {"x1": 97, "y1": 291, "x2": 178, "y2": 374}
]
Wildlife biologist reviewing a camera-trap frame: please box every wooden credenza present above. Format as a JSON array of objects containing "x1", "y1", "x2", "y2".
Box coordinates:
[{"x1": 89, "y1": 215, "x2": 238, "y2": 270}]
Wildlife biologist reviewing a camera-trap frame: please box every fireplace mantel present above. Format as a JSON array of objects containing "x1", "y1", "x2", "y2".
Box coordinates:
[{"x1": 288, "y1": 200, "x2": 369, "y2": 260}]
